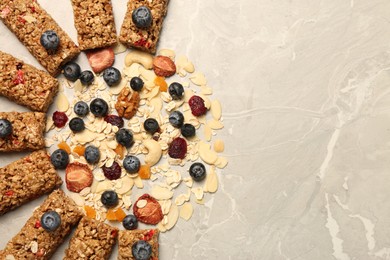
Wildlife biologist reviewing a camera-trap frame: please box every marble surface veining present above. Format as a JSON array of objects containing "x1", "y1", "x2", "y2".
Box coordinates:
[{"x1": 1, "y1": 0, "x2": 390, "y2": 259}]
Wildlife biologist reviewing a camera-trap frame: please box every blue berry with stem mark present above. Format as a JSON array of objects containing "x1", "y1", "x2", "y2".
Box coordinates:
[
  {"x1": 123, "y1": 155, "x2": 140, "y2": 174},
  {"x1": 132, "y1": 6, "x2": 152, "y2": 29},
  {"x1": 40, "y1": 30, "x2": 60, "y2": 52},
  {"x1": 74, "y1": 101, "x2": 89, "y2": 117},
  {"x1": 0, "y1": 119, "x2": 12, "y2": 138},
  {"x1": 90, "y1": 98, "x2": 109, "y2": 117},
  {"x1": 101, "y1": 190, "x2": 118, "y2": 208},
  {"x1": 84, "y1": 145, "x2": 100, "y2": 164},
  {"x1": 69, "y1": 117, "x2": 85, "y2": 133},
  {"x1": 103, "y1": 67, "x2": 121, "y2": 86},
  {"x1": 123, "y1": 214, "x2": 138, "y2": 230},
  {"x1": 115, "y1": 128, "x2": 134, "y2": 148},
  {"x1": 41, "y1": 210, "x2": 61, "y2": 232},
  {"x1": 132, "y1": 240, "x2": 152, "y2": 260},
  {"x1": 50, "y1": 149, "x2": 69, "y2": 169},
  {"x1": 63, "y1": 62, "x2": 81, "y2": 82}
]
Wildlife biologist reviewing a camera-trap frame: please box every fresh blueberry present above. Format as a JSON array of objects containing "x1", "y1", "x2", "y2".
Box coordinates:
[
  {"x1": 143, "y1": 118, "x2": 159, "y2": 134},
  {"x1": 132, "y1": 6, "x2": 152, "y2": 29},
  {"x1": 181, "y1": 123, "x2": 196, "y2": 138},
  {"x1": 103, "y1": 67, "x2": 121, "y2": 86},
  {"x1": 189, "y1": 162, "x2": 206, "y2": 181},
  {"x1": 50, "y1": 149, "x2": 69, "y2": 169},
  {"x1": 130, "y1": 76, "x2": 144, "y2": 91},
  {"x1": 41, "y1": 211, "x2": 61, "y2": 232},
  {"x1": 132, "y1": 240, "x2": 152, "y2": 260},
  {"x1": 168, "y1": 82, "x2": 184, "y2": 100},
  {"x1": 101, "y1": 190, "x2": 118, "y2": 208},
  {"x1": 84, "y1": 145, "x2": 100, "y2": 164},
  {"x1": 69, "y1": 117, "x2": 85, "y2": 133},
  {"x1": 40, "y1": 30, "x2": 59, "y2": 52},
  {"x1": 115, "y1": 128, "x2": 134, "y2": 148},
  {"x1": 63, "y1": 62, "x2": 81, "y2": 82},
  {"x1": 0, "y1": 119, "x2": 12, "y2": 138},
  {"x1": 123, "y1": 155, "x2": 140, "y2": 174},
  {"x1": 122, "y1": 214, "x2": 138, "y2": 230},
  {"x1": 169, "y1": 111, "x2": 184, "y2": 128},
  {"x1": 74, "y1": 101, "x2": 89, "y2": 117},
  {"x1": 80, "y1": 70, "x2": 94, "y2": 85},
  {"x1": 90, "y1": 98, "x2": 109, "y2": 117}
]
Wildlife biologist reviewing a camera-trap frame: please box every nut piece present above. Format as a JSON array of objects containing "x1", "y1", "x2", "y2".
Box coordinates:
[
  {"x1": 153, "y1": 56, "x2": 176, "y2": 77},
  {"x1": 125, "y1": 50, "x2": 153, "y2": 68},
  {"x1": 115, "y1": 87, "x2": 140, "y2": 119},
  {"x1": 65, "y1": 162, "x2": 93, "y2": 193},
  {"x1": 133, "y1": 194, "x2": 164, "y2": 225}
]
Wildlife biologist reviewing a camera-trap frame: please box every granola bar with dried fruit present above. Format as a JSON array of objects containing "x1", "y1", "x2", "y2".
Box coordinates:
[
  {"x1": 118, "y1": 229, "x2": 159, "y2": 260},
  {"x1": 0, "y1": 150, "x2": 62, "y2": 215},
  {"x1": 0, "y1": 189, "x2": 83, "y2": 259},
  {"x1": 0, "y1": 51, "x2": 59, "y2": 112},
  {"x1": 0, "y1": 0, "x2": 80, "y2": 76}
]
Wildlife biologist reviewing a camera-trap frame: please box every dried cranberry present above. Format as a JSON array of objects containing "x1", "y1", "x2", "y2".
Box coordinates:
[
  {"x1": 104, "y1": 115, "x2": 124, "y2": 128},
  {"x1": 34, "y1": 220, "x2": 41, "y2": 229},
  {"x1": 168, "y1": 137, "x2": 187, "y2": 159},
  {"x1": 102, "y1": 161, "x2": 122, "y2": 180},
  {"x1": 13, "y1": 70, "x2": 25, "y2": 85},
  {"x1": 142, "y1": 229, "x2": 155, "y2": 241},
  {"x1": 188, "y1": 95, "x2": 207, "y2": 116},
  {"x1": 52, "y1": 111, "x2": 68, "y2": 128},
  {"x1": 4, "y1": 190, "x2": 13, "y2": 196}
]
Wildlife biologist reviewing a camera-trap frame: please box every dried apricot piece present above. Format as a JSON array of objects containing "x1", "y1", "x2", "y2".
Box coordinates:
[
  {"x1": 138, "y1": 164, "x2": 151, "y2": 179},
  {"x1": 84, "y1": 205, "x2": 96, "y2": 219},
  {"x1": 154, "y1": 76, "x2": 167, "y2": 92},
  {"x1": 115, "y1": 208, "x2": 127, "y2": 222},
  {"x1": 58, "y1": 141, "x2": 71, "y2": 154},
  {"x1": 73, "y1": 145, "x2": 85, "y2": 156},
  {"x1": 114, "y1": 144, "x2": 125, "y2": 159},
  {"x1": 106, "y1": 209, "x2": 117, "y2": 221}
]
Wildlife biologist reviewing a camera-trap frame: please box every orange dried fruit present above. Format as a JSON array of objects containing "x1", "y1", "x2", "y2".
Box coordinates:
[
  {"x1": 73, "y1": 145, "x2": 85, "y2": 156},
  {"x1": 106, "y1": 209, "x2": 117, "y2": 221},
  {"x1": 115, "y1": 208, "x2": 127, "y2": 222},
  {"x1": 84, "y1": 205, "x2": 96, "y2": 219},
  {"x1": 58, "y1": 141, "x2": 71, "y2": 154},
  {"x1": 138, "y1": 164, "x2": 151, "y2": 179},
  {"x1": 154, "y1": 76, "x2": 167, "y2": 92},
  {"x1": 114, "y1": 144, "x2": 125, "y2": 159}
]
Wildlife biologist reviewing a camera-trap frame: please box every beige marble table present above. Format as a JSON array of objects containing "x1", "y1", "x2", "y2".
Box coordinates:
[{"x1": 2, "y1": 0, "x2": 390, "y2": 259}]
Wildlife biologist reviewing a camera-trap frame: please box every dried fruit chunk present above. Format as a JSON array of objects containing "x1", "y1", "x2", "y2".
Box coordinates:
[
  {"x1": 115, "y1": 208, "x2": 127, "y2": 222},
  {"x1": 58, "y1": 141, "x2": 71, "y2": 154},
  {"x1": 73, "y1": 145, "x2": 85, "y2": 156},
  {"x1": 86, "y1": 47, "x2": 115, "y2": 73},
  {"x1": 189, "y1": 95, "x2": 207, "y2": 116},
  {"x1": 139, "y1": 165, "x2": 151, "y2": 179},
  {"x1": 168, "y1": 137, "x2": 187, "y2": 159},
  {"x1": 65, "y1": 162, "x2": 93, "y2": 193},
  {"x1": 154, "y1": 76, "x2": 167, "y2": 92},
  {"x1": 52, "y1": 111, "x2": 68, "y2": 128},
  {"x1": 114, "y1": 144, "x2": 125, "y2": 159},
  {"x1": 153, "y1": 56, "x2": 176, "y2": 77},
  {"x1": 104, "y1": 114, "x2": 124, "y2": 128},
  {"x1": 102, "y1": 161, "x2": 122, "y2": 180},
  {"x1": 133, "y1": 194, "x2": 163, "y2": 225},
  {"x1": 115, "y1": 87, "x2": 140, "y2": 119},
  {"x1": 84, "y1": 205, "x2": 96, "y2": 219},
  {"x1": 106, "y1": 209, "x2": 117, "y2": 221}
]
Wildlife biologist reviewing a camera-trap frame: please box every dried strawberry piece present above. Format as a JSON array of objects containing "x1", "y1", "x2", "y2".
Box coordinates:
[
  {"x1": 17, "y1": 15, "x2": 26, "y2": 24},
  {"x1": 65, "y1": 162, "x2": 93, "y2": 193},
  {"x1": 102, "y1": 161, "x2": 121, "y2": 180},
  {"x1": 1, "y1": 6, "x2": 11, "y2": 18},
  {"x1": 188, "y1": 95, "x2": 207, "y2": 116},
  {"x1": 111, "y1": 229, "x2": 118, "y2": 238},
  {"x1": 104, "y1": 115, "x2": 124, "y2": 128},
  {"x1": 168, "y1": 137, "x2": 187, "y2": 159},
  {"x1": 13, "y1": 70, "x2": 25, "y2": 85},
  {"x1": 86, "y1": 47, "x2": 114, "y2": 73},
  {"x1": 142, "y1": 229, "x2": 155, "y2": 241},
  {"x1": 4, "y1": 190, "x2": 13, "y2": 196},
  {"x1": 34, "y1": 220, "x2": 41, "y2": 228},
  {"x1": 52, "y1": 111, "x2": 68, "y2": 128},
  {"x1": 133, "y1": 194, "x2": 163, "y2": 225}
]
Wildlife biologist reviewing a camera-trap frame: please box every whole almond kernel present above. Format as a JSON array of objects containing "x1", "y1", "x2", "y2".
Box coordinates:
[{"x1": 153, "y1": 56, "x2": 176, "y2": 77}]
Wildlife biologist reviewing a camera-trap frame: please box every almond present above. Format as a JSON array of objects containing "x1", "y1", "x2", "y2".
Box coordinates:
[
  {"x1": 153, "y1": 56, "x2": 176, "y2": 77},
  {"x1": 65, "y1": 162, "x2": 93, "y2": 193},
  {"x1": 133, "y1": 194, "x2": 164, "y2": 225}
]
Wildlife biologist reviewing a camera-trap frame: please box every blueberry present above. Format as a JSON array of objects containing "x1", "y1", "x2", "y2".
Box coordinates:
[
  {"x1": 50, "y1": 149, "x2": 69, "y2": 169},
  {"x1": 168, "y1": 82, "x2": 184, "y2": 100},
  {"x1": 90, "y1": 98, "x2": 109, "y2": 117},
  {"x1": 123, "y1": 155, "x2": 140, "y2": 174},
  {"x1": 63, "y1": 62, "x2": 81, "y2": 82},
  {"x1": 41, "y1": 211, "x2": 61, "y2": 232},
  {"x1": 69, "y1": 117, "x2": 85, "y2": 133},
  {"x1": 115, "y1": 128, "x2": 134, "y2": 148},
  {"x1": 0, "y1": 119, "x2": 12, "y2": 138},
  {"x1": 103, "y1": 67, "x2": 121, "y2": 86},
  {"x1": 143, "y1": 118, "x2": 159, "y2": 134},
  {"x1": 74, "y1": 101, "x2": 89, "y2": 117},
  {"x1": 189, "y1": 162, "x2": 206, "y2": 181},
  {"x1": 40, "y1": 30, "x2": 59, "y2": 52},
  {"x1": 84, "y1": 145, "x2": 100, "y2": 164},
  {"x1": 130, "y1": 76, "x2": 144, "y2": 91},
  {"x1": 80, "y1": 70, "x2": 94, "y2": 85},
  {"x1": 181, "y1": 123, "x2": 196, "y2": 138},
  {"x1": 101, "y1": 190, "x2": 118, "y2": 208},
  {"x1": 169, "y1": 111, "x2": 184, "y2": 128},
  {"x1": 122, "y1": 214, "x2": 138, "y2": 230},
  {"x1": 132, "y1": 240, "x2": 152, "y2": 260},
  {"x1": 132, "y1": 6, "x2": 152, "y2": 29}
]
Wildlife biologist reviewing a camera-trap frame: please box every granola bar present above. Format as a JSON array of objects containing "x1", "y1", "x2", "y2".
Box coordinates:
[
  {"x1": 0, "y1": 0, "x2": 80, "y2": 76},
  {"x1": 118, "y1": 229, "x2": 159, "y2": 260},
  {"x1": 0, "y1": 189, "x2": 83, "y2": 259},
  {"x1": 119, "y1": 0, "x2": 169, "y2": 53},
  {"x1": 0, "y1": 150, "x2": 62, "y2": 215},
  {"x1": 64, "y1": 216, "x2": 118, "y2": 260},
  {"x1": 70, "y1": 0, "x2": 117, "y2": 51},
  {"x1": 0, "y1": 112, "x2": 45, "y2": 152},
  {"x1": 0, "y1": 51, "x2": 59, "y2": 112}
]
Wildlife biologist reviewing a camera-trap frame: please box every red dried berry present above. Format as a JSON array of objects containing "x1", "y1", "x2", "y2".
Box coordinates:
[
  {"x1": 168, "y1": 137, "x2": 187, "y2": 159},
  {"x1": 52, "y1": 111, "x2": 68, "y2": 128},
  {"x1": 188, "y1": 95, "x2": 207, "y2": 116},
  {"x1": 104, "y1": 115, "x2": 124, "y2": 128},
  {"x1": 102, "y1": 161, "x2": 122, "y2": 180},
  {"x1": 34, "y1": 220, "x2": 41, "y2": 228}
]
